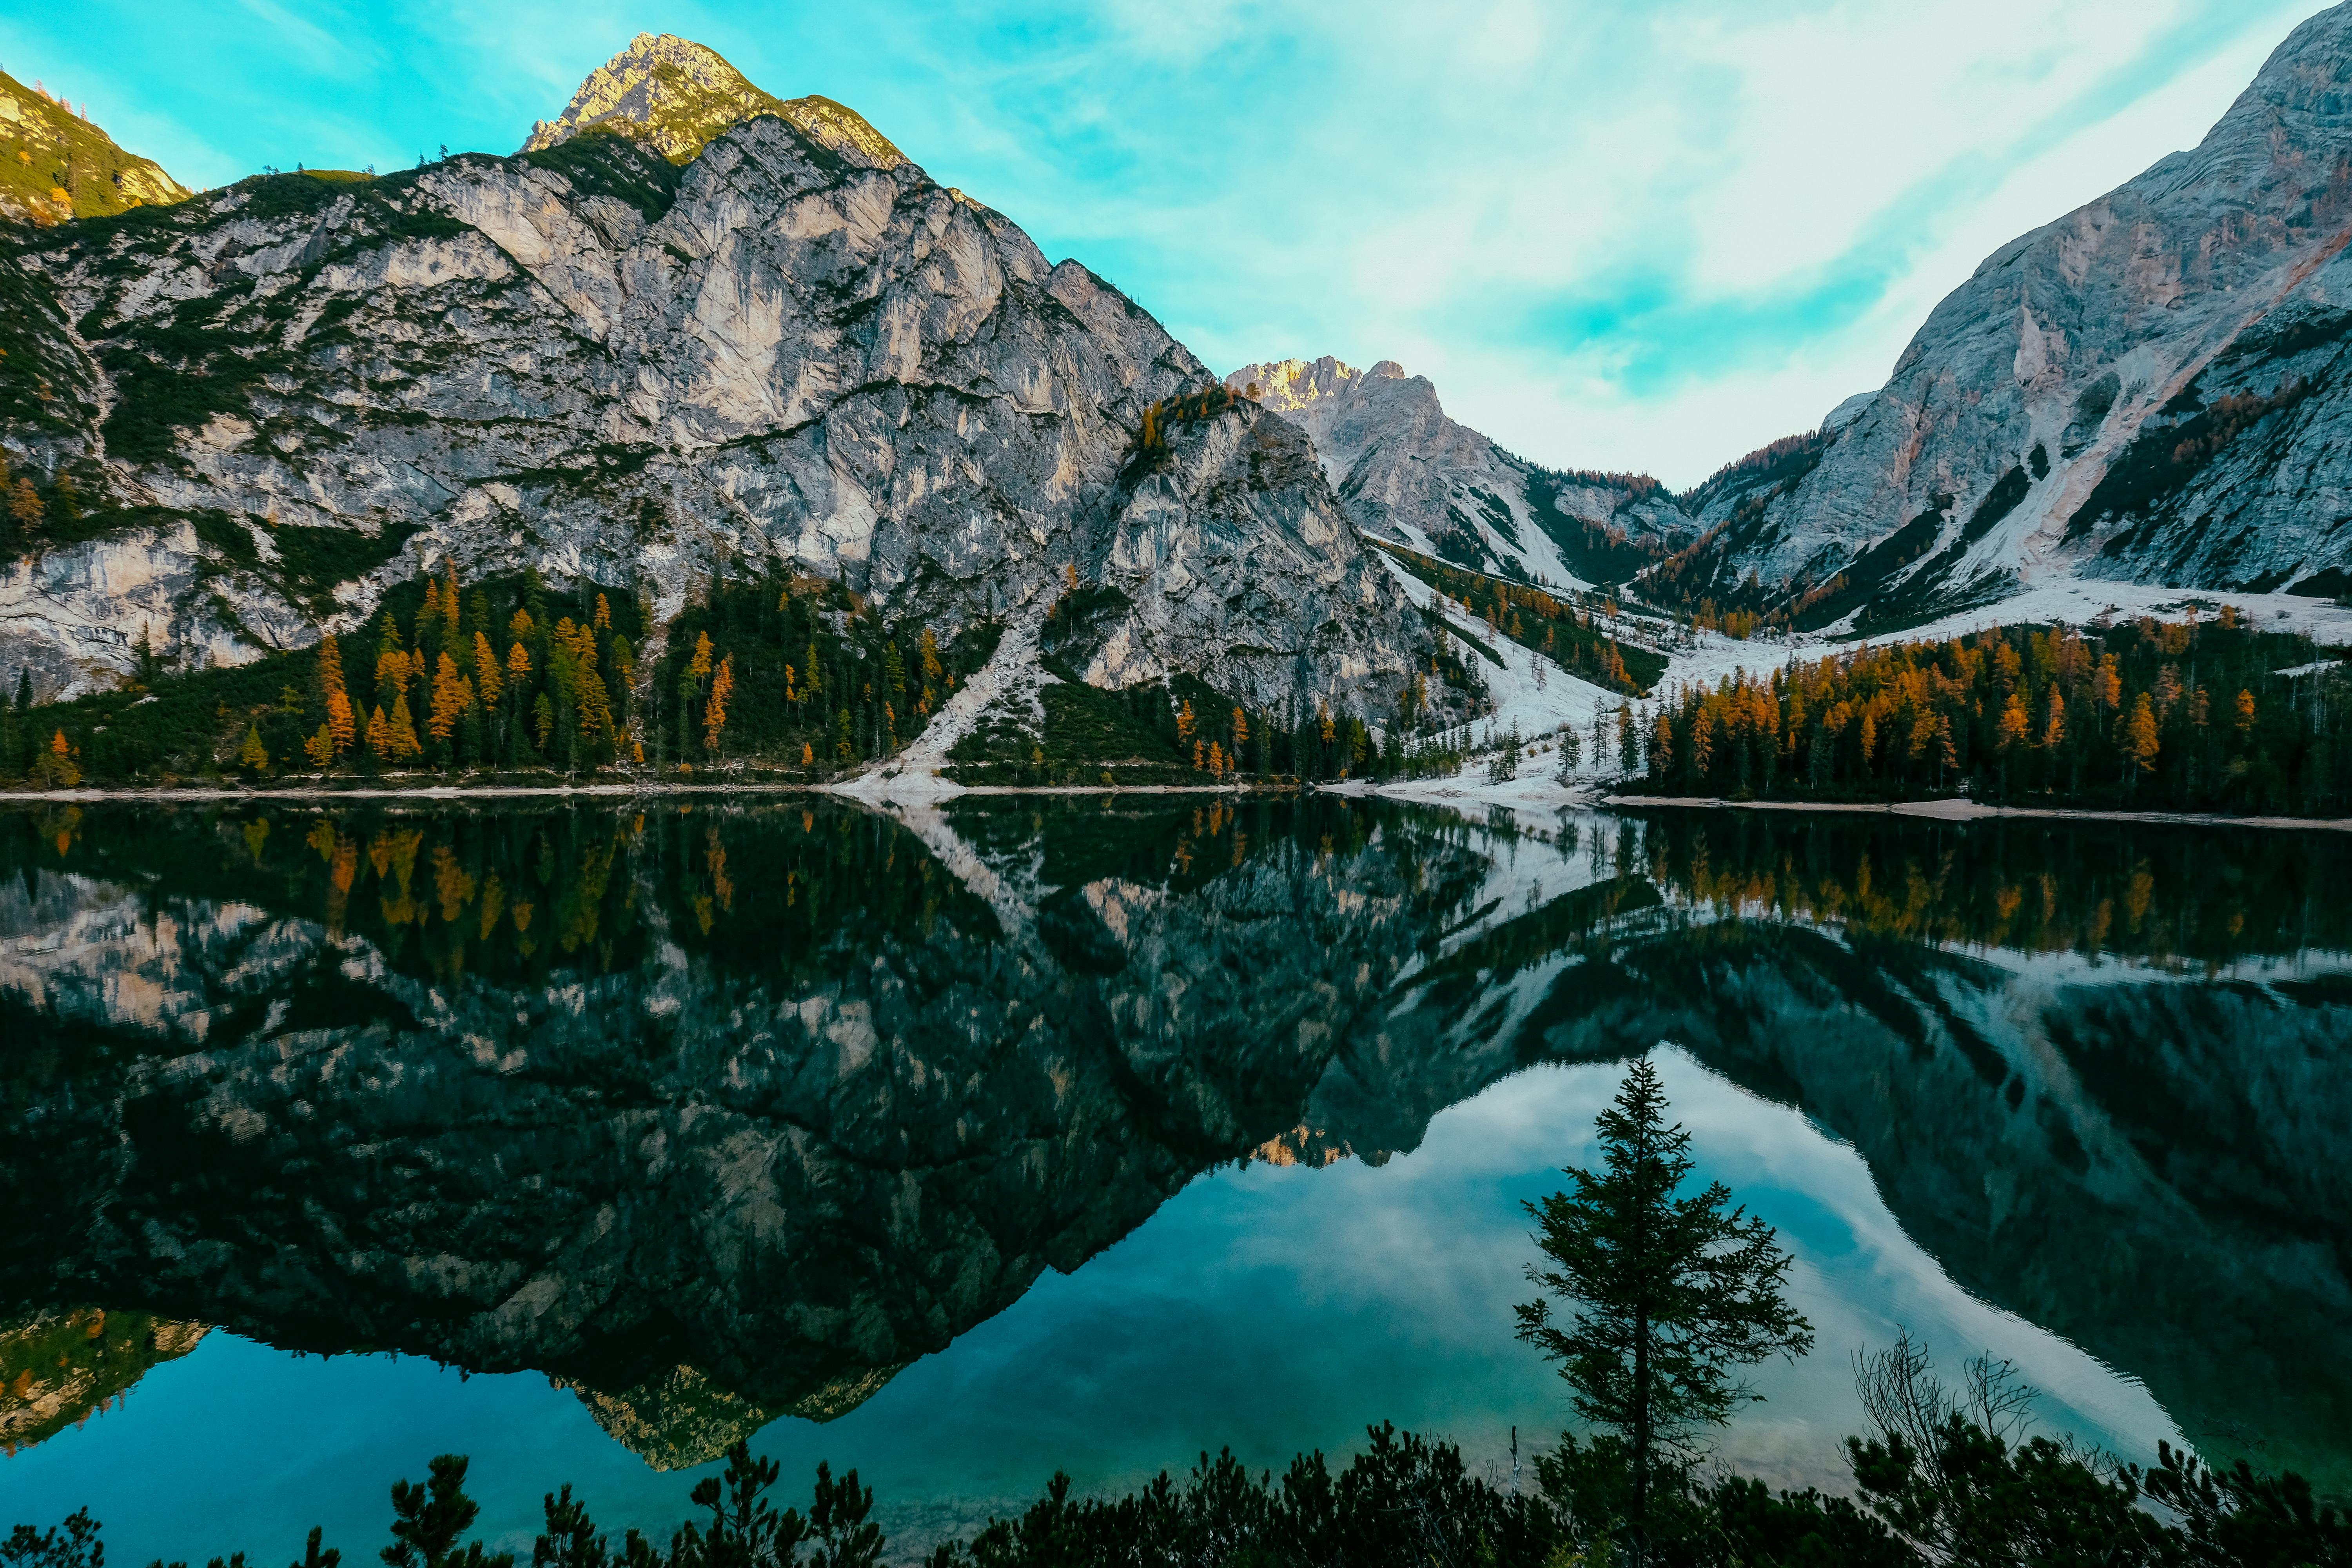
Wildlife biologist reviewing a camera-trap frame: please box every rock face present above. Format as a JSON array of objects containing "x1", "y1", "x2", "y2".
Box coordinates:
[
  {"x1": 1071, "y1": 397, "x2": 1434, "y2": 702},
  {"x1": 1227, "y1": 356, "x2": 1692, "y2": 588},
  {"x1": 0, "y1": 38, "x2": 1435, "y2": 724},
  {"x1": 0, "y1": 71, "x2": 188, "y2": 225},
  {"x1": 1673, "y1": 2, "x2": 2352, "y2": 622}
]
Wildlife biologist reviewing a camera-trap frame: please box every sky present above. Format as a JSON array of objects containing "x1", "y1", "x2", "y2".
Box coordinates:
[{"x1": 0, "y1": 0, "x2": 2334, "y2": 488}]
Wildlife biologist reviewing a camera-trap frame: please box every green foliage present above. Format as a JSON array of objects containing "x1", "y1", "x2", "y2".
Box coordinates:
[
  {"x1": 32, "y1": 1405, "x2": 2339, "y2": 1568},
  {"x1": 648, "y1": 573, "x2": 989, "y2": 776},
  {"x1": 6, "y1": 568, "x2": 640, "y2": 784},
  {"x1": 0, "y1": 69, "x2": 188, "y2": 222},
  {"x1": 1518, "y1": 1057, "x2": 1813, "y2": 1553},
  {"x1": 0, "y1": 251, "x2": 103, "y2": 440},
  {"x1": 383, "y1": 1454, "x2": 512, "y2": 1568},
  {"x1": 2071, "y1": 375, "x2": 2316, "y2": 555},
  {"x1": 0, "y1": 1508, "x2": 103, "y2": 1568},
  {"x1": 1522, "y1": 467, "x2": 1679, "y2": 586},
  {"x1": 270, "y1": 521, "x2": 427, "y2": 615},
  {"x1": 1373, "y1": 541, "x2": 1664, "y2": 694},
  {"x1": 0, "y1": 1308, "x2": 205, "y2": 1453},
  {"x1": 96, "y1": 291, "x2": 293, "y2": 463},
  {"x1": 519, "y1": 132, "x2": 684, "y2": 222}
]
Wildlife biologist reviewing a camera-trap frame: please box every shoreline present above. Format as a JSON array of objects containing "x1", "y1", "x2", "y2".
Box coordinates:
[
  {"x1": 8, "y1": 779, "x2": 2349, "y2": 832},
  {"x1": 1602, "y1": 793, "x2": 2352, "y2": 833},
  {"x1": 0, "y1": 778, "x2": 1298, "y2": 805}
]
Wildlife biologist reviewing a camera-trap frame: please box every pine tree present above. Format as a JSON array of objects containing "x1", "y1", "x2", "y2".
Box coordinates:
[
  {"x1": 30, "y1": 728, "x2": 80, "y2": 788},
  {"x1": 237, "y1": 723, "x2": 269, "y2": 773},
  {"x1": 532, "y1": 1484, "x2": 608, "y2": 1568},
  {"x1": 388, "y1": 696, "x2": 423, "y2": 762},
  {"x1": 383, "y1": 1453, "x2": 512, "y2": 1568},
  {"x1": 376, "y1": 623, "x2": 411, "y2": 712},
  {"x1": 1518, "y1": 1057, "x2": 1813, "y2": 1566}
]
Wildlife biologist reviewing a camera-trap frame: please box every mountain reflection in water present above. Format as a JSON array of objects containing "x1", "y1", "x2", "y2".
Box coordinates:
[{"x1": 0, "y1": 798, "x2": 2346, "y2": 1527}]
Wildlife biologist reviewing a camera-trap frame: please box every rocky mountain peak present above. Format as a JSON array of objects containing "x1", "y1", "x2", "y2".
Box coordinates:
[
  {"x1": 1227, "y1": 355, "x2": 1406, "y2": 414},
  {"x1": 519, "y1": 33, "x2": 904, "y2": 169}
]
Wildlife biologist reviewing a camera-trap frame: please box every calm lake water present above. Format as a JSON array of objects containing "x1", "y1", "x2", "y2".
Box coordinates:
[{"x1": 2, "y1": 795, "x2": 2347, "y2": 1559}]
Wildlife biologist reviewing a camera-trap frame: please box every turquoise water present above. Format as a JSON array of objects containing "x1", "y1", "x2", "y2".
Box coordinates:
[{"x1": 1, "y1": 800, "x2": 2345, "y2": 1558}]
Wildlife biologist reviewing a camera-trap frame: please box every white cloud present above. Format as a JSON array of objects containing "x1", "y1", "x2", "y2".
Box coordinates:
[
  {"x1": 2, "y1": 0, "x2": 2333, "y2": 488},
  {"x1": 919, "y1": 0, "x2": 2334, "y2": 486}
]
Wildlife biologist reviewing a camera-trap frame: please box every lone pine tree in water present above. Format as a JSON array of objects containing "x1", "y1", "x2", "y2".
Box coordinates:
[{"x1": 1518, "y1": 1056, "x2": 1813, "y2": 1566}]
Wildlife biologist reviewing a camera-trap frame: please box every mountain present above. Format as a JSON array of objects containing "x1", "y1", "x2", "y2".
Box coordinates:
[
  {"x1": 1228, "y1": 356, "x2": 1693, "y2": 588},
  {"x1": 1662, "y1": 2, "x2": 2352, "y2": 629},
  {"x1": 0, "y1": 71, "x2": 189, "y2": 225},
  {"x1": 0, "y1": 37, "x2": 1442, "y2": 730},
  {"x1": 520, "y1": 33, "x2": 904, "y2": 169}
]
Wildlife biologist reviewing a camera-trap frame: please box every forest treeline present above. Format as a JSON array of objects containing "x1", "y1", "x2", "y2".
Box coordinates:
[
  {"x1": 11, "y1": 1404, "x2": 2343, "y2": 1568},
  {"x1": 0, "y1": 570, "x2": 993, "y2": 787},
  {"x1": 1620, "y1": 611, "x2": 2352, "y2": 816}
]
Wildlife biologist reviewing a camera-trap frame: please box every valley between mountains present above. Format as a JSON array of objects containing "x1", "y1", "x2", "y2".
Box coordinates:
[{"x1": 4, "y1": 18, "x2": 2352, "y2": 807}]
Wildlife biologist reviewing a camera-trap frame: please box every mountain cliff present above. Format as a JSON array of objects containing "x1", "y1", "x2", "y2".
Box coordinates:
[
  {"x1": 0, "y1": 38, "x2": 1437, "y2": 729},
  {"x1": 1665, "y1": 2, "x2": 2352, "y2": 627},
  {"x1": 1228, "y1": 356, "x2": 1693, "y2": 588}
]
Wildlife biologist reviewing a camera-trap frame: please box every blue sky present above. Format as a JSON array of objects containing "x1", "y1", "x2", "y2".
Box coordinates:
[{"x1": 0, "y1": 0, "x2": 2333, "y2": 486}]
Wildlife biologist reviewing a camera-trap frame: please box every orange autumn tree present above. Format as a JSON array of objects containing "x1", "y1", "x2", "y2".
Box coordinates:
[
  {"x1": 704, "y1": 654, "x2": 735, "y2": 753},
  {"x1": 428, "y1": 653, "x2": 473, "y2": 746},
  {"x1": 473, "y1": 632, "x2": 503, "y2": 709}
]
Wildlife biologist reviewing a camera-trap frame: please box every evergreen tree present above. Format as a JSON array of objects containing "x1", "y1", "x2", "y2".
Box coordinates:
[
  {"x1": 382, "y1": 1454, "x2": 512, "y2": 1568},
  {"x1": 1517, "y1": 1056, "x2": 1813, "y2": 1565}
]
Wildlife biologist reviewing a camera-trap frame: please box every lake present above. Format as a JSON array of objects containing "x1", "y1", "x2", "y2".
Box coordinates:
[{"x1": 2, "y1": 795, "x2": 2347, "y2": 1560}]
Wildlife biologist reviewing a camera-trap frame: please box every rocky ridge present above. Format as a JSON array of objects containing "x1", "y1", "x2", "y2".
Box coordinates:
[
  {"x1": 0, "y1": 37, "x2": 1438, "y2": 729},
  {"x1": 1229, "y1": 356, "x2": 1693, "y2": 590},
  {"x1": 1662, "y1": 2, "x2": 2352, "y2": 625}
]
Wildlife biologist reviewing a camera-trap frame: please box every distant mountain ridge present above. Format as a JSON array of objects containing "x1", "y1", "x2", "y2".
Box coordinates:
[{"x1": 1227, "y1": 355, "x2": 1693, "y2": 589}]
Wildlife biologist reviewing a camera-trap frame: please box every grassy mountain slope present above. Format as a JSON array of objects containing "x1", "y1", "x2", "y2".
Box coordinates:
[{"x1": 0, "y1": 70, "x2": 189, "y2": 223}]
